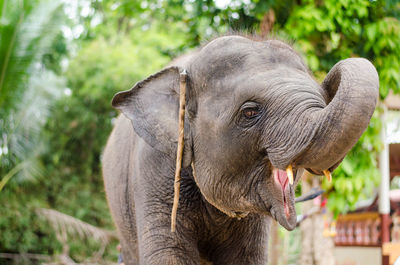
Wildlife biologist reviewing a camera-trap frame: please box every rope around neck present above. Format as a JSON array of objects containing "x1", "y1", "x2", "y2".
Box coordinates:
[{"x1": 171, "y1": 69, "x2": 187, "y2": 233}]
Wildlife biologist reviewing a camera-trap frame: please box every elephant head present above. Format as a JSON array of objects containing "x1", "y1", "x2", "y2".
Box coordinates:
[{"x1": 112, "y1": 36, "x2": 379, "y2": 230}]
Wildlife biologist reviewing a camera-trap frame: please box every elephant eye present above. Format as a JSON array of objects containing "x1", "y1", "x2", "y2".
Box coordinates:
[
  {"x1": 238, "y1": 101, "x2": 263, "y2": 127},
  {"x1": 243, "y1": 108, "x2": 260, "y2": 119}
]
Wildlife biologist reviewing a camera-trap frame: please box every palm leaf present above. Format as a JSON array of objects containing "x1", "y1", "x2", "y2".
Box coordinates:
[
  {"x1": 36, "y1": 208, "x2": 118, "y2": 260},
  {"x1": 0, "y1": 0, "x2": 64, "y2": 110},
  {"x1": 0, "y1": 0, "x2": 65, "y2": 187},
  {"x1": 36, "y1": 208, "x2": 117, "y2": 242}
]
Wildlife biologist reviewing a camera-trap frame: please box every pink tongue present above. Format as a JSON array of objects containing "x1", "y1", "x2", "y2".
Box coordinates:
[
  {"x1": 274, "y1": 169, "x2": 289, "y2": 191},
  {"x1": 273, "y1": 169, "x2": 290, "y2": 218}
]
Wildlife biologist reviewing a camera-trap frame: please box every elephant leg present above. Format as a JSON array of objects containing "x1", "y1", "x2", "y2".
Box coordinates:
[
  {"x1": 135, "y1": 204, "x2": 201, "y2": 265},
  {"x1": 110, "y1": 192, "x2": 139, "y2": 265},
  {"x1": 104, "y1": 170, "x2": 139, "y2": 264},
  {"x1": 137, "y1": 222, "x2": 201, "y2": 264},
  {"x1": 119, "y1": 233, "x2": 139, "y2": 265},
  {"x1": 106, "y1": 195, "x2": 139, "y2": 265},
  {"x1": 103, "y1": 117, "x2": 140, "y2": 264}
]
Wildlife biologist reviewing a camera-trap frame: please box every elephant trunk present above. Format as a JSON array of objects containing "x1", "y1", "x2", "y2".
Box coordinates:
[{"x1": 294, "y1": 58, "x2": 379, "y2": 173}]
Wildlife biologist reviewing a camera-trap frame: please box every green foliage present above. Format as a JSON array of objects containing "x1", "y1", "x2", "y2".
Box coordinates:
[
  {"x1": 0, "y1": 0, "x2": 69, "y2": 262},
  {"x1": 284, "y1": 0, "x2": 400, "y2": 99},
  {"x1": 0, "y1": 184, "x2": 60, "y2": 256},
  {"x1": 0, "y1": 0, "x2": 64, "y2": 111},
  {"x1": 0, "y1": 0, "x2": 65, "y2": 189}
]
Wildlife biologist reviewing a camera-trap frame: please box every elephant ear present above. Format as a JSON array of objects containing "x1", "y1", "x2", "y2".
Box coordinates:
[{"x1": 112, "y1": 66, "x2": 192, "y2": 163}]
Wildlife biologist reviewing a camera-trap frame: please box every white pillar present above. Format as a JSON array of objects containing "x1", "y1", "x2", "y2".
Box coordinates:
[{"x1": 379, "y1": 106, "x2": 390, "y2": 215}]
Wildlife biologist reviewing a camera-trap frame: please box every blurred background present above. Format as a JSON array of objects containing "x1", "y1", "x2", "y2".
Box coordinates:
[{"x1": 0, "y1": 0, "x2": 399, "y2": 264}]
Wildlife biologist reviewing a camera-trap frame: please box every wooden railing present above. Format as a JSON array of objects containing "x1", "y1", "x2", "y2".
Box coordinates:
[{"x1": 334, "y1": 212, "x2": 381, "y2": 247}]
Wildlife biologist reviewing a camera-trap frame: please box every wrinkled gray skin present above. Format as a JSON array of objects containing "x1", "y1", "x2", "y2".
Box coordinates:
[{"x1": 102, "y1": 35, "x2": 379, "y2": 265}]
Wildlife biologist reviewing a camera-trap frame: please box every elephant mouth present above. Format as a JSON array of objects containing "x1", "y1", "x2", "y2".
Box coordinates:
[
  {"x1": 268, "y1": 167, "x2": 300, "y2": 231},
  {"x1": 268, "y1": 164, "x2": 331, "y2": 230}
]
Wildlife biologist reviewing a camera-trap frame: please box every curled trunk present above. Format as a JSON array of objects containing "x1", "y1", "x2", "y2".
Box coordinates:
[{"x1": 295, "y1": 58, "x2": 379, "y2": 172}]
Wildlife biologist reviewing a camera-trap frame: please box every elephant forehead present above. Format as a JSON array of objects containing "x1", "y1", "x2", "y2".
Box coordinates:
[
  {"x1": 191, "y1": 36, "x2": 307, "y2": 80},
  {"x1": 197, "y1": 66, "x2": 320, "y2": 105}
]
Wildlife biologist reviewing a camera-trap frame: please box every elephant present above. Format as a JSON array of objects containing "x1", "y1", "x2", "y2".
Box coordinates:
[{"x1": 102, "y1": 35, "x2": 379, "y2": 265}]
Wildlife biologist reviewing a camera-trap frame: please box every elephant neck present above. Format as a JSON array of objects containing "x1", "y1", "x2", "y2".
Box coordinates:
[{"x1": 190, "y1": 163, "x2": 249, "y2": 220}]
